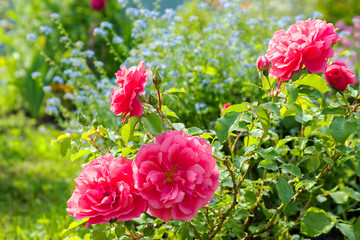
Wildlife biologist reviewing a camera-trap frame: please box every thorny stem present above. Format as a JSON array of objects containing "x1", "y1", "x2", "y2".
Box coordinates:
[
  {"x1": 295, "y1": 198, "x2": 311, "y2": 223},
  {"x1": 188, "y1": 222, "x2": 202, "y2": 240},
  {"x1": 87, "y1": 138, "x2": 106, "y2": 155},
  {"x1": 208, "y1": 156, "x2": 250, "y2": 239},
  {"x1": 242, "y1": 153, "x2": 341, "y2": 240},
  {"x1": 95, "y1": 129, "x2": 111, "y2": 154},
  {"x1": 341, "y1": 92, "x2": 351, "y2": 115}
]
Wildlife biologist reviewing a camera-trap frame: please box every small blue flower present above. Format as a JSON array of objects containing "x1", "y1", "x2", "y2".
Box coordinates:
[
  {"x1": 309, "y1": 11, "x2": 323, "y2": 19},
  {"x1": 125, "y1": 8, "x2": 140, "y2": 17},
  {"x1": 85, "y1": 74, "x2": 95, "y2": 80},
  {"x1": 40, "y1": 26, "x2": 53, "y2": 35},
  {"x1": 94, "y1": 61, "x2": 104, "y2": 68},
  {"x1": 100, "y1": 21, "x2": 113, "y2": 29},
  {"x1": 71, "y1": 49, "x2": 82, "y2": 56},
  {"x1": 75, "y1": 41, "x2": 84, "y2": 49},
  {"x1": 31, "y1": 72, "x2": 41, "y2": 79},
  {"x1": 45, "y1": 106, "x2": 59, "y2": 115},
  {"x1": 295, "y1": 14, "x2": 307, "y2": 21},
  {"x1": 50, "y1": 13, "x2": 60, "y2": 19},
  {"x1": 26, "y1": 33, "x2": 37, "y2": 41},
  {"x1": 84, "y1": 50, "x2": 95, "y2": 58},
  {"x1": 53, "y1": 76, "x2": 64, "y2": 84},
  {"x1": 112, "y1": 36, "x2": 124, "y2": 44},
  {"x1": 63, "y1": 69, "x2": 74, "y2": 76},
  {"x1": 93, "y1": 28, "x2": 107, "y2": 37},
  {"x1": 60, "y1": 36, "x2": 69, "y2": 43},
  {"x1": 189, "y1": 15, "x2": 198, "y2": 23},
  {"x1": 43, "y1": 86, "x2": 51, "y2": 92},
  {"x1": 63, "y1": 93, "x2": 74, "y2": 100}
]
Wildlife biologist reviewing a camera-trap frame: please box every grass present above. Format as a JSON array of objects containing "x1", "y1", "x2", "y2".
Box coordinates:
[{"x1": 0, "y1": 112, "x2": 84, "y2": 239}]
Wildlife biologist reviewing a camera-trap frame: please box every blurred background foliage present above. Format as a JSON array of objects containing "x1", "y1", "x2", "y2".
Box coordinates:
[{"x1": 0, "y1": 0, "x2": 359, "y2": 239}]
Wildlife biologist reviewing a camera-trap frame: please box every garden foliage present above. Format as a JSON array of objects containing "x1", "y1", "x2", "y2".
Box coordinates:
[{"x1": 10, "y1": 0, "x2": 360, "y2": 239}]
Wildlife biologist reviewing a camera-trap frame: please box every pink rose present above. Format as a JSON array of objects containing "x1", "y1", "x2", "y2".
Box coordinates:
[
  {"x1": 266, "y1": 19, "x2": 340, "y2": 84},
  {"x1": 325, "y1": 62, "x2": 355, "y2": 91},
  {"x1": 67, "y1": 154, "x2": 146, "y2": 227},
  {"x1": 91, "y1": 0, "x2": 106, "y2": 11},
  {"x1": 256, "y1": 55, "x2": 271, "y2": 71},
  {"x1": 110, "y1": 61, "x2": 152, "y2": 121},
  {"x1": 133, "y1": 131, "x2": 219, "y2": 222}
]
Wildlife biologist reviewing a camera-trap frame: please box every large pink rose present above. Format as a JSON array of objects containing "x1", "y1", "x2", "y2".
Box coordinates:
[
  {"x1": 67, "y1": 154, "x2": 146, "y2": 227},
  {"x1": 133, "y1": 131, "x2": 219, "y2": 222},
  {"x1": 110, "y1": 61, "x2": 152, "y2": 121},
  {"x1": 266, "y1": 19, "x2": 340, "y2": 84},
  {"x1": 325, "y1": 62, "x2": 355, "y2": 91}
]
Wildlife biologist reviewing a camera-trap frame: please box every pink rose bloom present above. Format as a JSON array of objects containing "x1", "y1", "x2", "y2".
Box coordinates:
[
  {"x1": 266, "y1": 19, "x2": 340, "y2": 84},
  {"x1": 91, "y1": 0, "x2": 106, "y2": 11},
  {"x1": 325, "y1": 62, "x2": 355, "y2": 91},
  {"x1": 110, "y1": 61, "x2": 152, "y2": 121},
  {"x1": 67, "y1": 154, "x2": 146, "y2": 227},
  {"x1": 133, "y1": 131, "x2": 219, "y2": 222}
]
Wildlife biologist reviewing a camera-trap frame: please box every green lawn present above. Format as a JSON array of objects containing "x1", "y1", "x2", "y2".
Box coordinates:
[{"x1": 0, "y1": 113, "x2": 83, "y2": 239}]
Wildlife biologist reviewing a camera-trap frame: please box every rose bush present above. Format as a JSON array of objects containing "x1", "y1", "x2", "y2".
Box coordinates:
[{"x1": 39, "y1": 2, "x2": 360, "y2": 239}]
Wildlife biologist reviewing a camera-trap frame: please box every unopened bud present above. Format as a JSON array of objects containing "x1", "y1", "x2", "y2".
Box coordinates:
[
  {"x1": 153, "y1": 67, "x2": 163, "y2": 89},
  {"x1": 77, "y1": 110, "x2": 88, "y2": 126},
  {"x1": 221, "y1": 103, "x2": 231, "y2": 114},
  {"x1": 92, "y1": 113, "x2": 100, "y2": 128},
  {"x1": 256, "y1": 55, "x2": 271, "y2": 71},
  {"x1": 148, "y1": 93, "x2": 159, "y2": 107}
]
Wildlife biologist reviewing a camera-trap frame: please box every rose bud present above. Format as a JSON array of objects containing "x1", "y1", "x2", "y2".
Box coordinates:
[
  {"x1": 91, "y1": 0, "x2": 106, "y2": 11},
  {"x1": 325, "y1": 62, "x2": 355, "y2": 91},
  {"x1": 256, "y1": 55, "x2": 271, "y2": 71}
]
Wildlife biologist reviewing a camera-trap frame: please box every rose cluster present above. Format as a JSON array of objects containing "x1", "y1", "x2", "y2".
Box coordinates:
[{"x1": 261, "y1": 19, "x2": 355, "y2": 91}]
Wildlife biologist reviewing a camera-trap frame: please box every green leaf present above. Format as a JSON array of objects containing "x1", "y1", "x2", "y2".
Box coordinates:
[
  {"x1": 336, "y1": 223, "x2": 355, "y2": 240},
  {"x1": 276, "y1": 176, "x2": 294, "y2": 208},
  {"x1": 329, "y1": 191, "x2": 349, "y2": 204},
  {"x1": 258, "y1": 160, "x2": 278, "y2": 171},
  {"x1": 322, "y1": 107, "x2": 347, "y2": 115},
  {"x1": 262, "y1": 76, "x2": 276, "y2": 90},
  {"x1": 215, "y1": 111, "x2": 241, "y2": 143},
  {"x1": 115, "y1": 224, "x2": 125, "y2": 238},
  {"x1": 253, "y1": 106, "x2": 270, "y2": 135},
  {"x1": 263, "y1": 103, "x2": 281, "y2": 117},
  {"x1": 277, "y1": 136, "x2": 297, "y2": 148},
  {"x1": 121, "y1": 116, "x2": 138, "y2": 144},
  {"x1": 62, "y1": 218, "x2": 88, "y2": 235},
  {"x1": 293, "y1": 74, "x2": 330, "y2": 93},
  {"x1": 330, "y1": 117, "x2": 357, "y2": 144},
  {"x1": 281, "y1": 164, "x2": 303, "y2": 178},
  {"x1": 255, "y1": 147, "x2": 280, "y2": 160},
  {"x1": 221, "y1": 103, "x2": 249, "y2": 115},
  {"x1": 60, "y1": 138, "x2": 71, "y2": 157},
  {"x1": 142, "y1": 113, "x2": 164, "y2": 136},
  {"x1": 306, "y1": 157, "x2": 320, "y2": 173},
  {"x1": 177, "y1": 224, "x2": 190, "y2": 240},
  {"x1": 71, "y1": 149, "x2": 92, "y2": 161},
  {"x1": 301, "y1": 207, "x2": 335, "y2": 237},
  {"x1": 143, "y1": 225, "x2": 155, "y2": 237},
  {"x1": 164, "y1": 87, "x2": 186, "y2": 94},
  {"x1": 286, "y1": 84, "x2": 298, "y2": 104},
  {"x1": 354, "y1": 217, "x2": 360, "y2": 240},
  {"x1": 186, "y1": 127, "x2": 203, "y2": 135}
]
